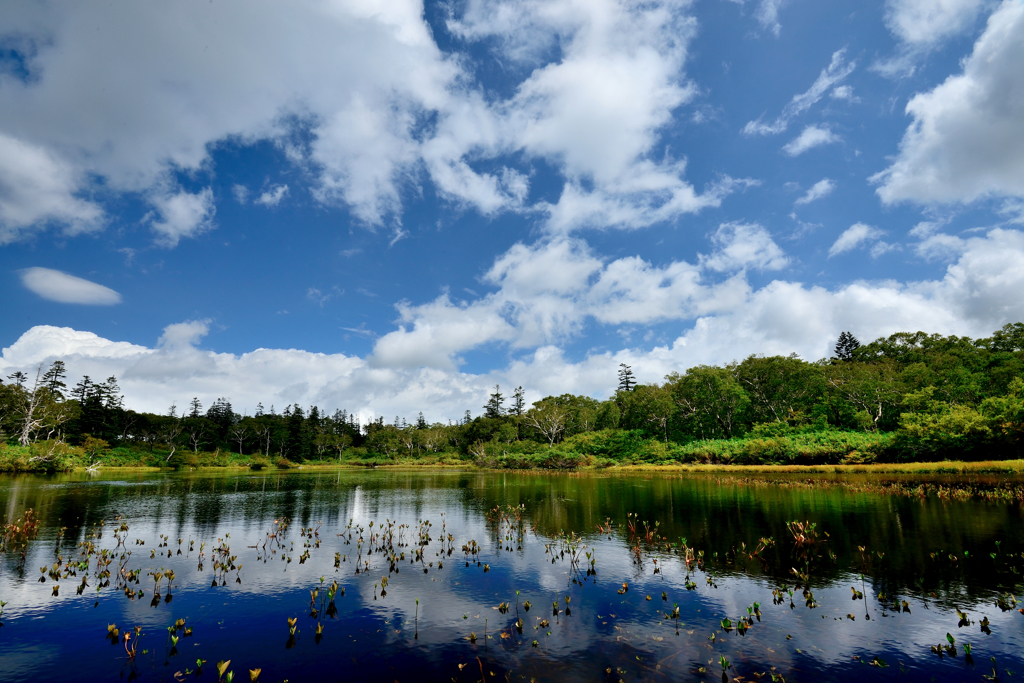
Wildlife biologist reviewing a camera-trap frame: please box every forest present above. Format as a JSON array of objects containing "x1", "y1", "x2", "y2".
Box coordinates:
[{"x1": 1, "y1": 323, "x2": 1022, "y2": 471}]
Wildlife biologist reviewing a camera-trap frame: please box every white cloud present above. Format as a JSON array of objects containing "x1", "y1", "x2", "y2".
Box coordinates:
[
  {"x1": 539, "y1": 173, "x2": 758, "y2": 233},
  {"x1": 830, "y1": 85, "x2": 856, "y2": 101},
  {"x1": 231, "y1": 184, "x2": 249, "y2": 204},
  {"x1": 0, "y1": 134, "x2": 104, "y2": 243},
  {"x1": 448, "y1": 0, "x2": 728, "y2": 232},
  {"x1": 148, "y1": 187, "x2": 216, "y2": 247},
  {"x1": 794, "y1": 178, "x2": 836, "y2": 205},
  {"x1": 255, "y1": 184, "x2": 288, "y2": 207},
  {"x1": 875, "y1": 0, "x2": 993, "y2": 76},
  {"x1": 5, "y1": 228, "x2": 1023, "y2": 418},
  {"x1": 19, "y1": 267, "x2": 122, "y2": 305},
  {"x1": 742, "y1": 49, "x2": 856, "y2": 135},
  {"x1": 782, "y1": 125, "x2": 840, "y2": 156},
  {"x1": 700, "y1": 222, "x2": 790, "y2": 272},
  {"x1": 869, "y1": 241, "x2": 899, "y2": 258},
  {"x1": 873, "y1": 1, "x2": 1024, "y2": 205},
  {"x1": 829, "y1": 222, "x2": 885, "y2": 257},
  {"x1": 754, "y1": 0, "x2": 785, "y2": 36},
  {"x1": 373, "y1": 228, "x2": 787, "y2": 369},
  {"x1": 910, "y1": 222, "x2": 968, "y2": 260},
  {"x1": 0, "y1": 1, "x2": 723, "y2": 239},
  {"x1": 157, "y1": 319, "x2": 211, "y2": 349},
  {"x1": 0, "y1": 1, "x2": 461, "y2": 232},
  {"x1": 884, "y1": 0, "x2": 990, "y2": 46}
]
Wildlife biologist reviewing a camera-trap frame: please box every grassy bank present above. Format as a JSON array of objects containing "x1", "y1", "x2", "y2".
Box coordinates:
[{"x1": 3, "y1": 430, "x2": 1023, "y2": 475}]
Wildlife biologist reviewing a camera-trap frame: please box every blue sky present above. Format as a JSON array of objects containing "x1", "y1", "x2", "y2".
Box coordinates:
[{"x1": 1, "y1": 0, "x2": 1023, "y2": 421}]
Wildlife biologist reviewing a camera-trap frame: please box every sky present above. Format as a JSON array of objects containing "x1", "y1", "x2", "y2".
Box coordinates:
[{"x1": 1, "y1": 0, "x2": 1023, "y2": 423}]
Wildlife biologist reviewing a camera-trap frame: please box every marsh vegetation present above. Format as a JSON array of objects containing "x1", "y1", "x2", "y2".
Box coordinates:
[{"x1": 0, "y1": 469, "x2": 1022, "y2": 681}]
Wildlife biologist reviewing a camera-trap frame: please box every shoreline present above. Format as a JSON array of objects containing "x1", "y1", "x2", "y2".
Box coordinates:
[{"x1": 12, "y1": 458, "x2": 1024, "y2": 476}]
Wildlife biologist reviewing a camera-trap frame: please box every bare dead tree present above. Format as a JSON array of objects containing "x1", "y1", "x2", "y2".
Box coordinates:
[
  {"x1": 524, "y1": 403, "x2": 568, "y2": 446},
  {"x1": 229, "y1": 423, "x2": 250, "y2": 455},
  {"x1": 18, "y1": 366, "x2": 45, "y2": 446}
]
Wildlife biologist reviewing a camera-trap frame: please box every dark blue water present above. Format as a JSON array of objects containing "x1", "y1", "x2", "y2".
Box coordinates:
[{"x1": 1, "y1": 469, "x2": 1022, "y2": 682}]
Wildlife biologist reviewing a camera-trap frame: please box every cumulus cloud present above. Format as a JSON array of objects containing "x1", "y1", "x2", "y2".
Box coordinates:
[
  {"x1": 794, "y1": 178, "x2": 836, "y2": 205},
  {"x1": 910, "y1": 221, "x2": 967, "y2": 260},
  {"x1": 373, "y1": 226, "x2": 786, "y2": 369},
  {"x1": 5, "y1": 228, "x2": 1023, "y2": 419},
  {"x1": 157, "y1": 319, "x2": 211, "y2": 349},
  {"x1": 782, "y1": 125, "x2": 840, "y2": 156},
  {"x1": 0, "y1": 1, "x2": 460, "y2": 233},
  {"x1": 875, "y1": 0, "x2": 994, "y2": 76},
  {"x1": 255, "y1": 184, "x2": 289, "y2": 207},
  {"x1": 829, "y1": 223, "x2": 885, "y2": 257},
  {"x1": 446, "y1": 0, "x2": 735, "y2": 232},
  {"x1": 0, "y1": 0, "x2": 722, "y2": 240},
  {"x1": 700, "y1": 222, "x2": 789, "y2": 272},
  {"x1": 742, "y1": 49, "x2": 855, "y2": 136},
  {"x1": 19, "y1": 267, "x2": 122, "y2": 305},
  {"x1": 148, "y1": 187, "x2": 216, "y2": 247},
  {"x1": 0, "y1": 134, "x2": 103, "y2": 243},
  {"x1": 873, "y1": 1, "x2": 1024, "y2": 205},
  {"x1": 885, "y1": 0, "x2": 991, "y2": 47}
]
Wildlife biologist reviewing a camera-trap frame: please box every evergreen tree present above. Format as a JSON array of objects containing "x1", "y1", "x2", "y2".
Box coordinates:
[
  {"x1": 617, "y1": 363, "x2": 637, "y2": 392},
  {"x1": 484, "y1": 384, "x2": 505, "y2": 418},
  {"x1": 189, "y1": 397, "x2": 203, "y2": 418},
  {"x1": 285, "y1": 404, "x2": 308, "y2": 460},
  {"x1": 463, "y1": 410, "x2": 472, "y2": 425},
  {"x1": 511, "y1": 386, "x2": 526, "y2": 417},
  {"x1": 102, "y1": 376, "x2": 124, "y2": 410},
  {"x1": 416, "y1": 411, "x2": 427, "y2": 429},
  {"x1": 7, "y1": 371, "x2": 27, "y2": 388},
  {"x1": 72, "y1": 376, "x2": 93, "y2": 403},
  {"x1": 41, "y1": 361, "x2": 68, "y2": 398},
  {"x1": 834, "y1": 331, "x2": 861, "y2": 362}
]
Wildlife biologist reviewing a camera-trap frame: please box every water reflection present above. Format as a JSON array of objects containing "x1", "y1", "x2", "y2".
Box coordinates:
[{"x1": 0, "y1": 469, "x2": 1022, "y2": 682}]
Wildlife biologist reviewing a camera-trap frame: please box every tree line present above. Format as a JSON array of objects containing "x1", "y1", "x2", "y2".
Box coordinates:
[{"x1": 1, "y1": 322, "x2": 1022, "y2": 467}]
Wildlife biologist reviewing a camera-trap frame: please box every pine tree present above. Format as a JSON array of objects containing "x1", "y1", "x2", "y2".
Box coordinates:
[
  {"x1": 416, "y1": 411, "x2": 427, "y2": 429},
  {"x1": 102, "y1": 376, "x2": 123, "y2": 410},
  {"x1": 484, "y1": 384, "x2": 505, "y2": 418},
  {"x1": 41, "y1": 360, "x2": 68, "y2": 398},
  {"x1": 511, "y1": 386, "x2": 526, "y2": 417},
  {"x1": 834, "y1": 331, "x2": 861, "y2": 362},
  {"x1": 189, "y1": 397, "x2": 203, "y2": 418},
  {"x1": 72, "y1": 376, "x2": 93, "y2": 403},
  {"x1": 617, "y1": 363, "x2": 637, "y2": 392},
  {"x1": 463, "y1": 410, "x2": 472, "y2": 425}
]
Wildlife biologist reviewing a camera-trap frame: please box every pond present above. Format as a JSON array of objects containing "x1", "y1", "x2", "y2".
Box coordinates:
[{"x1": 1, "y1": 469, "x2": 1023, "y2": 682}]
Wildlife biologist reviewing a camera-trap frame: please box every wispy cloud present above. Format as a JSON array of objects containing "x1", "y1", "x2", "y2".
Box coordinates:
[
  {"x1": 829, "y1": 223, "x2": 884, "y2": 257},
  {"x1": 794, "y1": 178, "x2": 836, "y2": 205},
  {"x1": 782, "y1": 125, "x2": 840, "y2": 156},
  {"x1": 255, "y1": 184, "x2": 289, "y2": 207},
  {"x1": 743, "y1": 49, "x2": 855, "y2": 135}
]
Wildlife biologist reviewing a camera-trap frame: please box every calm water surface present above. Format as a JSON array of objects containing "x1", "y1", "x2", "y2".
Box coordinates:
[{"x1": 1, "y1": 469, "x2": 1023, "y2": 682}]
